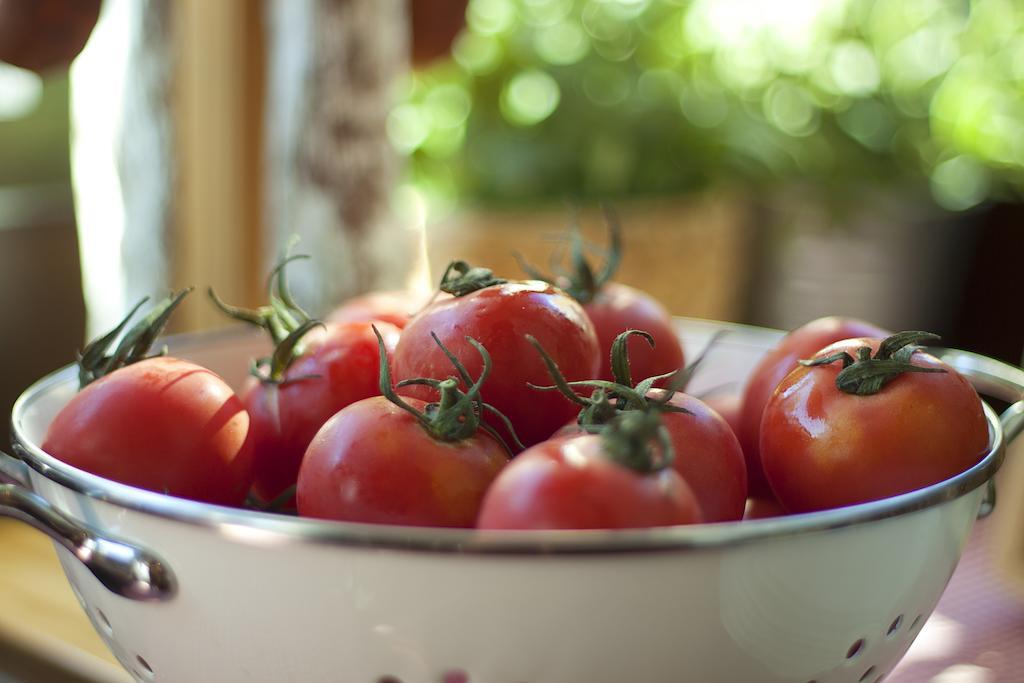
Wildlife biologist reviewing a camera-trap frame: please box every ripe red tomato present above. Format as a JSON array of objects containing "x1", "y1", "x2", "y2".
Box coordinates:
[
  {"x1": 43, "y1": 357, "x2": 254, "y2": 506},
  {"x1": 738, "y1": 316, "x2": 889, "y2": 496},
  {"x1": 326, "y1": 289, "x2": 447, "y2": 329},
  {"x1": 244, "y1": 321, "x2": 400, "y2": 502},
  {"x1": 476, "y1": 432, "x2": 702, "y2": 530},
  {"x1": 558, "y1": 391, "x2": 746, "y2": 522},
  {"x1": 759, "y1": 336, "x2": 989, "y2": 513},
  {"x1": 584, "y1": 282, "x2": 685, "y2": 384},
  {"x1": 701, "y1": 391, "x2": 741, "y2": 438},
  {"x1": 393, "y1": 280, "x2": 600, "y2": 449},
  {"x1": 297, "y1": 396, "x2": 509, "y2": 526}
]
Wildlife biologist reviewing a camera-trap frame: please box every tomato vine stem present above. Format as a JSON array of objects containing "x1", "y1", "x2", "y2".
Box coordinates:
[
  {"x1": 438, "y1": 260, "x2": 507, "y2": 297},
  {"x1": 799, "y1": 330, "x2": 946, "y2": 396},
  {"x1": 77, "y1": 288, "x2": 193, "y2": 388},
  {"x1": 373, "y1": 326, "x2": 524, "y2": 454},
  {"x1": 208, "y1": 239, "x2": 323, "y2": 384},
  {"x1": 514, "y1": 204, "x2": 622, "y2": 304}
]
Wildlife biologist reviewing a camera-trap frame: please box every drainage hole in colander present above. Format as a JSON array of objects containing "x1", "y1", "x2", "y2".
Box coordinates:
[
  {"x1": 859, "y1": 666, "x2": 876, "y2": 682},
  {"x1": 442, "y1": 670, "x2": 469, "y2": 683},
  {"x1": 910, "y1": 614, "x2": 923, "y2": 631},
  {"x1": 886, "y1": 615, "x2": 904, "y2": 637},
  {"x1": 136, "y1": 655, "x2": 155, "y2": 680},
  {"x1": 873, "y1": 672, "x2": 887, "y2": 683},
  {"x1": 846, "y1": 639, "x2": 866, "y2": 660},
  {"x1": 94, "y1": 608, "x2": 113, "y2": 637},
  {"x1": 378, "y1": 677, "x2": 402, "y2": 683}
]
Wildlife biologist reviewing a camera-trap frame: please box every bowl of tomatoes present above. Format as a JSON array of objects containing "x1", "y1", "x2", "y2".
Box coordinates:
[
  {"x1": 2, "y1": 305, "x2": 1022, "y2": 682},
  {"x1": 3, "y1": 223, "x2": 1023, "y2": 683}
]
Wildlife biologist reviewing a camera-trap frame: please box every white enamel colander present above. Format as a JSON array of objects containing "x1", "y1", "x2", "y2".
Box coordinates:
[{"x1": 2, "y1": 318, "x2": 1022, "y2": 683}]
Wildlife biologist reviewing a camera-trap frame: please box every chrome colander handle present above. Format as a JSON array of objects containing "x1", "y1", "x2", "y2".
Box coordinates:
[
  {"x1": 0, "y1": 449, "x2": 176, "y2": 601},
  {"x1": 932, "y1": 348, "x2": 1024, "y2": 518},
  {"x1": 932, "y1": 348, "x2": 1024, "y2": 443}
]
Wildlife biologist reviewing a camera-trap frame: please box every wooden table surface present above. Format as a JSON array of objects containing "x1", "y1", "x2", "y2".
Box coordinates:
[{"x1": 0, "y1": 520, "x2": 130, "y2": 683}]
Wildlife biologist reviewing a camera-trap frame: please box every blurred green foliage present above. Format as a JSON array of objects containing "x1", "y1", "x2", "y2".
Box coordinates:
[
  {"x1": 0, "y1": 69, "x2": 70, "y2": 186},
  {"x1": 396, "y1": 0, "x2": 1024, "y2": 211}
]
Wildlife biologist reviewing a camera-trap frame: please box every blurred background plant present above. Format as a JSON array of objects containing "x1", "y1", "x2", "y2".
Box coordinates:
[{"x1": 397, "y1": 0, "x2": 1024, "y2": 213}]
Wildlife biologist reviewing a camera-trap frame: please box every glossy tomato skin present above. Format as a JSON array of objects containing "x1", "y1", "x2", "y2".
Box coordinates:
[
  {"x1": 702, "y1": 392, "x2": 742, "y2": 439},
  {"x1": 557, "y1": 392, "x2": 747, "y2": 522},
  {"x1": 393, "y1": 281, "x2": 600, "y2": 450},
  {"x1": 477, "y1": 434, "x2": 702, "y2": 530},
  {"x1": 326, "y1": 289, "x2": 448, "y2": 329},
  {"x1": 760, "y1": 338, "x2": 989, "y2": 513},
  {"x1": 738, "y1": 316, "x2": 889, "y2": 496},
  {"x1": 42, "y1": 357, "x2": 254, "y2": 506},
  {"x1": 297, "y1": 396, "x2": 509, "y2": 527},
  {"x1": 584, "y1": 282, "x2": 684, "y2": 384},
  {"x1": 244, "y1": 321, "x2": 401, "y2": 501}
]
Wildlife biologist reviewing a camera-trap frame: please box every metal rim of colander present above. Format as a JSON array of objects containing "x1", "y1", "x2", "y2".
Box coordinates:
[{"x1": 9, "y1": 347, "x2": 1007, "y2": 556}]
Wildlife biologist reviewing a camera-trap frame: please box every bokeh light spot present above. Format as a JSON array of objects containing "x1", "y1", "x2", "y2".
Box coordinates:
[
  {"x1": 500, "y1": 70, "x2": 561, "y2": 126},
  {"x1": 452, "y1": 32, "x2": 502, "y2": 75},
  {"x1": 387, "y1": 104, "x2": 429, "y2": 154},
  {"x1": 522, "y1": 0, "x2": 574, "y2": 27},
  {"x1": 424, "y1": 84, "x2": 472, "y2": 129},
  {"x1": 0, "y1": 64, "x2": 44, "y2": 121},
  {"x1": 931, "y1": 156, "x2": 989, "y2": 211},
  {"x1": 467, "y1": 0, "x2": 517, "y2": 36},
  {"x1": 535, "y1": 22, "x2": 590, "y2": 65},
  {"x1": 764, "y1": 82, "x2": 819, "y2": 136},
  {"x1": 830, "y1": 41, "x2": 881, "y2": 96}
]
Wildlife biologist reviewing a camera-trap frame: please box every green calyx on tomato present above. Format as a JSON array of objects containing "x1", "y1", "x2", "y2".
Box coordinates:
[
  {"x1": 527, "y1": 330, "x2": 697, "y2": 427},
  {"x1": 374, "y1": 326, "x2": 524, "y2": 454},
  {"x1": 77, "y1": 288, "x2": 193, "y2": 389},
  {"x1": 208, "y1": 241, "x2": 323, "y2": 385},
  {"x1": 532, "y1": 329, "x2": 680, "y2": 473},
  {"x1": 438, "y1": 260, "x2": 507, "y2": 297},
  {"x1": 799, "y1": 330, "x2": 947, "y2": 396},
  {"x1": 515, "y1": 205, "x2": 622, "y2": 305},
  {"x1": 599, "y1": 409, "x2": 676, "y2": 474}
]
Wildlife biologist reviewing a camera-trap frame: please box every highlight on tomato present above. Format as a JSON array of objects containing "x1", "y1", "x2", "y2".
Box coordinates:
[
  {"x1": 759, "y1": 331, "x2": 989, "y2": 513},
  {"x1": 530, "y1": 330, "x2": 747, "y2": 522},
  {"x1": 393, "y1": 260, "x2": 600, "y2": 450},
  {"x1": 42, "y1": 290, "x2": 255, "y2": 506},
  {"x1": 297, "y1": 327, "x2": 514, "y2": 527},
  {"x1": 210, "y1": 249, "x2": 400, "y2": 508},
  {"x1": 517, "y1": 207, "x2": 684, "y2": 386}
]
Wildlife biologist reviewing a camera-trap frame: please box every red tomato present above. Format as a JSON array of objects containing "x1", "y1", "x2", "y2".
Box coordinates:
[
  {"x1": 43, "y1": 357, "x2": 254, "y2": 506},
  {"x1": 327, "y1": 289, "x2": 447, "y2": 329},
  {"x1": 759, "y1": 337, "x2": 989, "y2": 513},
  {"x1": 244, "y1": 321, "x2": 400, "y2": 502},
  {"x1": 701, "y1": 392, "x2": 741, "y2": 438},
  {"x1": 297, "y1": 396, "x2": 509, "y2": 527},
  {"x1": 393, "y1": 281, "x2": 600, "y2": 449},
  {"x1": 476, "y1": 433, "x2": 702, "y2": 530},
  {"x1": 738, "y1": 316, "x2": 889, "y2": 496},
  {"x1": 584, "y1": 282, "x2": 685, "y2": 384},
  {"x1": 558, "y1": 391, "x2": 746, "y2": 522}
]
